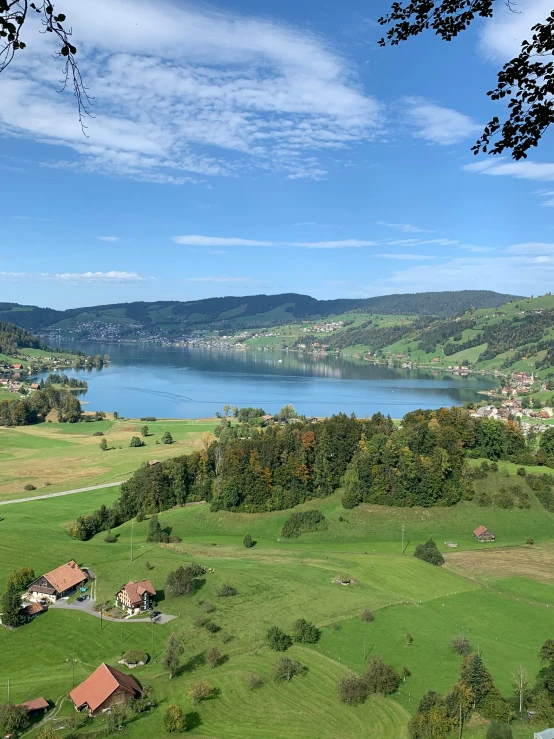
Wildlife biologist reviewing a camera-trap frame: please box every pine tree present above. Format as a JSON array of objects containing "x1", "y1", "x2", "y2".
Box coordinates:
[
  {"x1": 461, "y1": 653, "x2": 493, "y2": 707},
  {"x1": 2, "y1": 582, "x2": 25, "y2": 628},
  {"x1": 147, "y1": 514, "x2": 163, "y2": 543}
]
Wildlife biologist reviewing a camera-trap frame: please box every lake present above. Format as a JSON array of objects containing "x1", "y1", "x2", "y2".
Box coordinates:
[{"x1": 38, "y1": 344, "x2": 495, "y2": 419}]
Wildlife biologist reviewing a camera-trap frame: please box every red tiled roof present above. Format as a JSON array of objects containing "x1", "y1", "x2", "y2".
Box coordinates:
[
  {"x1": 70, "y1": 664, "x2": 142, "y2": 712},
  {"x1": 25, "y1": 603, "x2": 45, "y2": 616},
  {"x1": 21, "y1": 697, "x2": 48, "y2": 711},
  {"x1": 44, "y1": 560, "x2": 87, "y2": 593},
  {"x1": 119, "y1": 580, "x2": 155, "y2": 606},
  {"x1": 473, "y1": 525, "x2": 489, "y2": 536}
]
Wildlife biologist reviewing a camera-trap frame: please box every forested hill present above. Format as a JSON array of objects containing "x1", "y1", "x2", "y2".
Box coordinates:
[
  {"x1": 0, "y1": 290, "x2": 519, "y2": 335},
  {"x1": 0, "y1": 321, "x2": 43, "y2": 357}
]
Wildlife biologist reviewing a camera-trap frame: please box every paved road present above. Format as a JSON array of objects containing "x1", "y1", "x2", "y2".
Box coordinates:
[
  {"x1": 50, "y1": 598, "x2": 176, "y2": 624},
  {"x1": 0, "y1": 480, "x2": 126, "y2": 506}
]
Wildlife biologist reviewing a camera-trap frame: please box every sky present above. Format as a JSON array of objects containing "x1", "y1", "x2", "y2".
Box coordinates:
[{"x1": 2, "y1": 0, "x2": 554, "y2": 309}]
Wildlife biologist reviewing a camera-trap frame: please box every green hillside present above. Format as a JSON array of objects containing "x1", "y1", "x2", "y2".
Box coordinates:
[{"x1": 0, "y1": 290, "x2": 519, "y2": 339}]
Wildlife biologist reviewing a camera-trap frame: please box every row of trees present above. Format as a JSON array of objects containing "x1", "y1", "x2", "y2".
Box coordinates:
[{"x1": 0, "y1": 385, "x2": 82, "y2": 426}]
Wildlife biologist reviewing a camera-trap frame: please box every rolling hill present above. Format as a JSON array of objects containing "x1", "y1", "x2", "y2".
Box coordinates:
[{"x1": 0, "y1": 290, "x2": 519, "y2": 338}]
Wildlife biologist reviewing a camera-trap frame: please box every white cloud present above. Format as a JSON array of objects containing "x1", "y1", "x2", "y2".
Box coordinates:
[
  {"x1": 97, "y1": 236, "x2": 120, "y2": 242},
  {"x1": 0, "y1": 0, "x2": 381, "y2": 183},
  {"x1": 463, "y1": 159, "x2": 554, "y2": 181},
  {"x1": 186, "y1": 276, "x2": 254, "y2": 283},
  {"x1": 386, "y1": 238, "x2": 459, "y2": 246},
  {"x1": 505, "y1": 242, "x2": 554, "y2": 255},
  {"x1": 0, "y1": 270, "x2": 145, "y2": 284},
  {"x1": 375, "y1": 253, "x2": 436, "y2": 260},
  {"x1": 173, "y1": 234, "x2": 377, "y2": 248},
  {"x1": 479, "y1": 0, "x2": 552, "y2": 61},
  {"x1": 403, "y1": 97, "x2": 482, "y2": 145},
  {"x1": 377, "y1": 221, "x2": 431, "y2": 233}
]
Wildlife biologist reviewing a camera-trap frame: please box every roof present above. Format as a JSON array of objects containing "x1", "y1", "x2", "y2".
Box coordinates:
[
  {"x1": 25, "y1": 603, "x2": 45, "y2": 616},
  {"x1": 70, "y1": 664, "x2": 142, "y2": 712},
  {"x1": 29, "y1": 585, "x2": 56, "y2": 595},
  {"x1": 119, "y1": 580, "x2": 156, "y2": 606},
  {"x1": 21, "y1": 697, "x2": 48, "y2": 711},
  {"x1": 147, "y1": 460, "x2": 161, "y2": 466},
  {"x1": 534, "y1": 730, "x2": 554, "y2": 739},
  {"x1": 43, "y1": 560, "x2": 87, "y2": 593},
  {"x1": 473, "y1": 526, "x2": 490, "y2": 536}
]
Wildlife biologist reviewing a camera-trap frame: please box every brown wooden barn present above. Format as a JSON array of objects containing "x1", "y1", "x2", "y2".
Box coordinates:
[{"x1": 70, "y1": 664, "x2": 142, "y2": 716}]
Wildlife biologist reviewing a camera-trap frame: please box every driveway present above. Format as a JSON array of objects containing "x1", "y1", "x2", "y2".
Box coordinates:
[{"x1": 49, "y1": 594, "x2": 176, "y2": 624}]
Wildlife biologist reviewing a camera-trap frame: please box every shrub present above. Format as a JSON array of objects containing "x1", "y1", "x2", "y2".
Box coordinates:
[
  {"x1": 99, "y1": 437, "x2": 108, "y2": 451},
  {"x1": 206, "y1": 647, "x2": 222, "y2": 668},
  {"x1": 517, "y1": 467, "x2": 527, "y2": 476},
  {"x1": 486, "y1": 723, "x2": 512, "y2": 739},
  {"x1": 221, "y1": 632, "x2": 233, "y2": 644},
  {"x1": 243, "y1": 534, "x2": 254, "y2": 548},
  {"x1": 161, "y1": 431, "x2": 173, "y2": 445},
  {"x1": 273, "y1": 657, "x2": 303, "y2": 682},
  {"x1": 361, "y1": 608, "x2": 374, "y2": 623},
  {"x1": 281, "y1": 510, "x2": 326, "y2": 538},
  {"x1": 217, "y1": 583, "x2": 237, "y2": 598},
  {"x1": 104, "y1": 529, "x2": 117, "y2": 543},
  {"x1": 136, "y1": 510, "x2": 145, "y2": 522},
  {"x1": 475, "y1": 491, "x2": 492, "y2": 507},
  {"x1": 140, "y1": 417, "x2": 157, "y2": 422},
  {"x1": 451, "y1": 635, "x2": 471, "y2": 655},
  {"x1": 266, "y1": 626, "x2": 292, "y2": 651},
  {"x1": 204, "y1": 621, "x2": 221, "y2": 634},
  {"x1": 337, "y1": 672, "x2": 369, "y2": 705},
  {"x1": 341, "y1": 490, "x2": 361, "y2": 509},
  {"x1": 413, "y1": 539, "x2": 444, "y2": 566},
  {"x1": 93, "y1": 431, "x2": 104, "y2": 436},
  {"x1": 246, "y1": 673, "x2": 264, "y2": 689},
  {"x1": 23, "y1": 484, "x2": 36, "y2": 491},
  {"x1": 129, "y1": 436, "x2": 144, "y2": 447},
  {"x1": 527, "y1": 537, "x2": 535, "y2": 545},
  {"x1": 194, "y1": 616, "x2": 208, "y2": 628},
  {"x1": 364, "y1": 657, "x2": 400, "y2": 695},
  {"x1": 292, "y1": 618, "x2": 320, "y2": 644},
  {"x1": 121, "y1": 650, "x2": 148, "y2": 665},
  {"x1": 202, "y1": 602, "x2": 216, "y2": 613},
  {"x1": 163, "y1": 705, "x2": 186, "y2": 733},
  {"x1": 188, "y1": 681, "x2": 212, "y2": 704}
]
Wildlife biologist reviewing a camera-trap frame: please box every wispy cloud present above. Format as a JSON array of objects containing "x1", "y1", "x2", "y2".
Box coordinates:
[
  {"x1": 97, "y1": 236, "x2": 120, "y2": 242},
  {"x1": 386, "y1": 238, "x2": 458, "y2": 246},
  {"x1": 173, "y1": 234, "x2": 378, "y2": 248},
  {"x1": 403, "y1": 97, "x2": 481, "y2": 145},
  {"x1": 0, "y1": 270, "x2": 146, "y2": 284},
  {"x1": 479, "y1": 0, "x2": 552, "y2": 61},
  {"x1": 375, "y1": 253, "x2": 436, "y2": 260},
  {"x1": 0, "y1": 0, "x2": 381, "y2": 184},
  {"x1": 464, "y1": 159, "x2": 554, "y2": 182},
  {"x1": 377, "y1": 221, "x2": 431, "y2": 233}
]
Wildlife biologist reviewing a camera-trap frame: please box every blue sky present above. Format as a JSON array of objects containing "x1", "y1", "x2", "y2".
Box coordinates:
[{"x1": 2, "y1": 0, "x2": 554, "y2": 309}]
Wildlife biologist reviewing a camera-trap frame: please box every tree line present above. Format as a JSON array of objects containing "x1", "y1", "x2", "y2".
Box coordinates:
[{"x1": 0, "y1": 386, "x2": 82, "y2": 426}]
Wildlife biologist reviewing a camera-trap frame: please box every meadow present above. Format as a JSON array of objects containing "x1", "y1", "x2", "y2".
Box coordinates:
[
  {"x1": 0, "y1": 418, "x2": 217, "y2": 501},
  {"x1": 2, "y1": 463, "x2": 554, "y2": 737}
]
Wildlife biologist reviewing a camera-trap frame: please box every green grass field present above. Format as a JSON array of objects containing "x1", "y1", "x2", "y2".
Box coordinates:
[
  {"x1": 3, "y1": 460, "x2": 554, "y2": 737},
  {"x1": 0, "y1": 418, "x2": 217, "y2": 500}
]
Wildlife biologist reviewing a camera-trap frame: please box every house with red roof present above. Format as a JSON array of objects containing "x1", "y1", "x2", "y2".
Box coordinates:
[
  {"x1": 27, "y1": 560, "x2": 87, "y2": 603},
  {"x1": 473, "y1": 525, "x2": 495, "y2": 542},
  {"x1": 70, "y1": 664, "x2": 142, "y2": 716},
  {"x1": 115, "y1": 580, "x2": 156, "y2": 615}
]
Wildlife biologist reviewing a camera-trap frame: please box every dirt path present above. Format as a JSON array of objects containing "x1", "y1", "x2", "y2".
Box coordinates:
[{"x1": 0, "y1": 480, "x2": 125, "y2": 506}]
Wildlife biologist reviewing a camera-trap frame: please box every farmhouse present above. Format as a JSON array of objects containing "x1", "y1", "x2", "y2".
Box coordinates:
[
  {"x1": 27, "y1": 560, "x2": 87, "y2": 603},
  {"x1": 473, "y1": 526, "x2": 495, "y2": 542},
  {"x1": 115, "y1": 580, "x2": 156, "y2": 615},
  {"x1": 70, "y1": 663, "x2": 142, "y2": 716}
]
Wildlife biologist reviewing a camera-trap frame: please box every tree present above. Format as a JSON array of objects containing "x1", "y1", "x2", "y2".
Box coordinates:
[
  {"x1": 266, "y1": 626, "x2": 292, "y2": 652},
  {"x1": 163, "y1": 705, "x2": 186, "y2": 733},
  {"x1": 136, "y1": 509, "x2": 145, "y2": 522},
  {"x1": 243, "y1": 533, "x2": 254, "y2": 548},
  {"x1": 378, "y1": 0, "x2": 554, "y2": 160},
  {"x1": 413, "y1": 538, "x2": 445, "y2": 566},
  {"x1": 539, "y1": 639, "x2": 554, "y2": 664},
  {"x1": 6, "y1": 566, "x2": 34, "y2": 591},
  {"x1": 461, "y1": 653, "x2": 493, "y2": 707},
  {"x1": 273, "y1": 657, "x2": 303, "y2": 682},
  {"x1": 166, "y1": 565, "x2": 201, "y2": 597},
  {"x1": 451, "y1": 634, "x2": 471, "y2": 656},
  {"x1": 104, "y1": 528, "x2": 116, "y2": 543},
  {"x1": 292, "y1": 618, "x2": 320, "y2": 644},
  {"x1": 364, "y1": 656, "x2": 400, "y2": 695},
  {"x1": 206, "y1": 647, "x2": 222, "y2": 668},
  {"x1": 246, "y1": 673, "x2": 264, "y2": 689},
  {"x1": 162, "y1": 633, "x2": 184, "y2": 678},
  {"x1": 37, "y1": 727, "x2": 58, "y2": 739},
  {"x1": 99, "y1": 437, "x2": 108, "y2": 451},
  {"x1": 130, "y1": 436, "x2": 144, "y2": 447},
  {"x1": 1, "y1": 582, "x2": 24, "y2": 628},
  {"x1": 113, "y1": 411, "x2": 119, "y2": 419},
  {"x1": 361, "y1": 608, "x2": 374, "y2": 623},
  {"x1": 511, "y1": 665, "x2": 529, "y2": 718},
  {"x1": 337, "y1": 672, "x2": 370, "y2": 705},
  {"x1": 161, "y1": 431, "x2": 173, "y2": 445},
  {"x1": 188, "y1": 681, "x2": 212, "y2": 704},
  {"x1": 0, "y1": 703, "x2": 29, "y2": 736},
  {"x1": 141, "y1": 425, "x2": 149, "y2": 437},
  {"x1": 147, "y1": 514, "x2": 163, "y2": 543}
]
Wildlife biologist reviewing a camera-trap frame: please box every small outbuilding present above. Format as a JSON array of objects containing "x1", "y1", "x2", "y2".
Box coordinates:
[
  {"x1": 70, "y1": 663, "x2": 142, "y2": 716},
  {"x1": 20, "y1": 697, "x2": 49, "y2": 716},
  {"x1": 24, "y1": 602, "x2": 46, "y2": 621},
  {"x1": 473, "y1": 525, "x2": 495, "y2": 542}
]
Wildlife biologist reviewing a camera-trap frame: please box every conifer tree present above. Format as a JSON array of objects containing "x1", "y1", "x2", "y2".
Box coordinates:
[
  {"x1": 461, "y1": 653, "x2": 493, "y2": 707},
  {"x1": 2, "y1": 582, "x2": 24, "y2": 628}
]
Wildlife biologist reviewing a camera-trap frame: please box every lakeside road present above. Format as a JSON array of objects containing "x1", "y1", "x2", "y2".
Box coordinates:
[{"x1": 0, "y1": 480, "x2": 125, "y2": 506}]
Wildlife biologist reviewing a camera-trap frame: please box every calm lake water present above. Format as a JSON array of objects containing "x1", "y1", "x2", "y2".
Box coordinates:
[{"x1": 38, "y1": 344, "x2": 495, "y2": 419}]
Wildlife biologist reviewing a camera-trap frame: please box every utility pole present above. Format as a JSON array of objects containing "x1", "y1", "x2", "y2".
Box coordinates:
[
  {"x1": 131, "y1": 520, "x2": 134, "y2": 563},
  {"x1": 72, "y1": 654, "x2": 76, "y2": 688},
  {"x1": 401, "y1": 525, "x2": 405, "y2": 554},
  {"x1": 100, "y1": 605, "x2": 103, "y2": 631}
]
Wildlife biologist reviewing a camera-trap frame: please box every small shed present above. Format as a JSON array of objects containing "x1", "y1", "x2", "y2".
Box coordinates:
[
  {"x1": 473, "y1": 525, "x2": 495, "y2": 542},
  {"x1": 20, "y1": 697, "x2": 49, "y2": 716}
]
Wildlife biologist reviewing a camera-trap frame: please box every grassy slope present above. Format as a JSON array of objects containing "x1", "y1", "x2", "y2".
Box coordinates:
[
  {"x1": 0, "y1": 418, "x2": 216, "y2": 500},
  {"x1": 3, "y1": 463, "x2": 554, "y2": 736}
]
